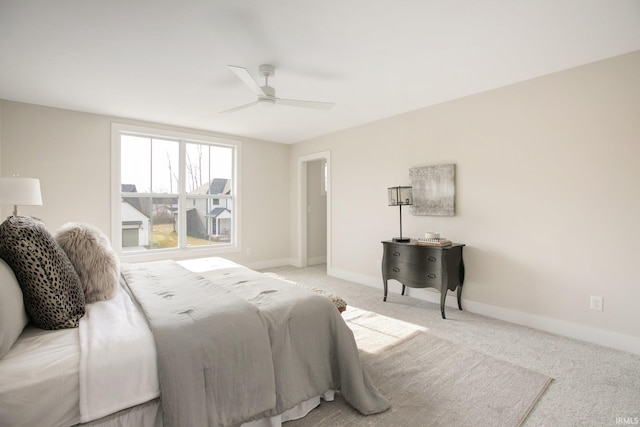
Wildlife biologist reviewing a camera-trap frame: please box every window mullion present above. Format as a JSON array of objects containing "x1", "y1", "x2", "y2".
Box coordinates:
[{"x1": 178, "y1": 140, "x2": 187, "y2": 249}]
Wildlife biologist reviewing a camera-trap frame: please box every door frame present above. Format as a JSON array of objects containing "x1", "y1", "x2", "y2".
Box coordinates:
[{"x1": 297, "y1": 151, "x2": 331, "y2": 268}]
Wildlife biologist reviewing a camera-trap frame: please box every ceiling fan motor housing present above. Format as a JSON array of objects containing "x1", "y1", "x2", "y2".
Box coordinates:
[
  {"x1": 259, "y1": 64, "x2": 275, "y2": 78},
  {"x1": 258, "y1": 84, "x2": 276, "y2": 106}
]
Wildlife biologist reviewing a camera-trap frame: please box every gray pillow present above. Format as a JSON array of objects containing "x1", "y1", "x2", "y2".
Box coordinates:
[
  {"x1": 55, "y1": 222, "x2": 120, "y2": 303},
  {"x1": 0, "y1": 258, "x2": 28, "y2": 358},
  {"x1": 0, "y1": 216, "x2": 85, "y2": 330}
]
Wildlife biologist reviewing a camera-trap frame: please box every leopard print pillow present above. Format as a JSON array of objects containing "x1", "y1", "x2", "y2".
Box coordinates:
[{"x1": 0, "y1": 216, "x2": 85, "y2": 330}]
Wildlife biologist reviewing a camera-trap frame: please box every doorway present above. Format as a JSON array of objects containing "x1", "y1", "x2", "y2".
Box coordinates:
[{"x1": 297, "y1": 151, "x2": 331, "y2": 268}]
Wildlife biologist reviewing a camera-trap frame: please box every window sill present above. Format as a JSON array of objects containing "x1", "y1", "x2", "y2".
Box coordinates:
[{"x1": 119, "y1": 244, "x2": 241, "y2": 263}]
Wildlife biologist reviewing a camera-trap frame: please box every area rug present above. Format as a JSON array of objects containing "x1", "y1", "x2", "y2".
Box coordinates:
[{"x1": 286, "y1": 307, "x2": 553, "y2": 427}]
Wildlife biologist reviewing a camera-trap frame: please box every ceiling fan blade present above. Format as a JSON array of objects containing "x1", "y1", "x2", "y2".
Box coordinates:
[
  {"x1": 220, "y1": 101, "x2": 258, "y2": 114},
  {"x1": 276, "y1": 98, "x2": 335, "y2": 110},
  {"x1": 228, "y1": 65, "x2": 266, "y2": 96}
]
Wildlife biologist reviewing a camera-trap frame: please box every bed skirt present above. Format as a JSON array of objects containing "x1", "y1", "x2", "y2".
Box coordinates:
[{"x1": 77, "y1": 391, "x2": 336, "y2": 427}]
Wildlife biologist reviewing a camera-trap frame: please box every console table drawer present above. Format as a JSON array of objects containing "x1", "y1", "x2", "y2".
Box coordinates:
[
  {"x1": 385, "y1": 262, "x2": 441, "y2": 287},
  {"x1": 383, "y1": 245, "x2": 442, "y2": 268}
]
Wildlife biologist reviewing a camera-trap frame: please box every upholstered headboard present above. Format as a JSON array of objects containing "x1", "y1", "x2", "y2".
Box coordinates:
[{"x1": 0, "y1": 259, "x2": 28, "y2": 358}]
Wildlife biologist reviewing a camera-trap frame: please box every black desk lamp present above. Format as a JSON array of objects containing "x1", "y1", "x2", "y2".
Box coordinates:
[{"x1": 388, "y1": 186, "x2": 412, "y2": 242}]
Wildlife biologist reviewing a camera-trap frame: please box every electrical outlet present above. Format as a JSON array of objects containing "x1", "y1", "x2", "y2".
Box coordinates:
[
  {"x1": 590, "y1": 296, "x2": 603, "y2": 311},
  {"x1": 246, "y1": 247, "x2": 251, "y2": 255}
]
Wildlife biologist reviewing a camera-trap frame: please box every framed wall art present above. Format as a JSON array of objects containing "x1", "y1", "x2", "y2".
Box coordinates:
[{"x1": 409, "y1": 164, "x2": 455, "y2": 216}]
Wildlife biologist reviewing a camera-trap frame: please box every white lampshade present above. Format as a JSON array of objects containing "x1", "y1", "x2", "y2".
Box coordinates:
[{"x1": 0, "y1": 177, "x2": 43, "y2": 216}]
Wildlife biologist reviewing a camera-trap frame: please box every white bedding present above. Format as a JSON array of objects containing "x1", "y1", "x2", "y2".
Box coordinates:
[
  {"x1": 0, "y1": 285, "x2": 161, "y2": 427},
  {"x1": 0, "y1": 326, "x2": 80, "y2": 427},
  {"x1": 1, "y1": 257, "x2": 388, "y2": 427},
  {"x1": 0, "y1": 287, "x2": 330, "y2": 427},
  {"x1": 79, "y1": 285, "x2": 160, "y2": 423}
]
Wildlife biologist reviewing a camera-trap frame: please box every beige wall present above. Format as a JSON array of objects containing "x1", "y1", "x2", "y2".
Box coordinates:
[
  {"x1": 290, "y1": 51, "x2": 640, "y2": 352},
  {"x1": 0, "y1": 101, "x2": 291, "y2": 268},
  {"x1": 2, "y1": 51, "x2": 638, "y2": 353},
  {"x1": 0, "y1": 102, "x2": 3, "y2": 175}
]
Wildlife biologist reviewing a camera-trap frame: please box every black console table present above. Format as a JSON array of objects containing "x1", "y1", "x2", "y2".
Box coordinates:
[{"x1": 381, "y1": 240, "x2": 465, "y2": 319}]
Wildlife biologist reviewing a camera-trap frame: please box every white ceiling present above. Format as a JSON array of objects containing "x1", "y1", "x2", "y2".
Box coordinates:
[{"x1": 1, "y1": 1, "x2": 639, "y2": 144}]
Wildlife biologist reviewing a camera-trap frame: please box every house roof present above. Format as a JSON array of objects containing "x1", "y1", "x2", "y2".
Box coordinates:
[
  {"x1": 208, "y1": 207, "x2": 229, "y2": 218},
  {"x1": 122, "y1": 184, "x2": 137, "y2": 193},
  {"x1": 191, "y1": 178, "x2": 230, "y2": 196},
  {"x1": 121, "y1": 199, "x2": 149, "y2": 219},
  {"x1": 208, "y1": 179, "x2": 229, "y2": 196},
  {"x1": 1, "y1": 1, "x2": 639, "y2": 144},
  {"x1": 121, "y1": 184, "x2": 145, "y2": 214}
]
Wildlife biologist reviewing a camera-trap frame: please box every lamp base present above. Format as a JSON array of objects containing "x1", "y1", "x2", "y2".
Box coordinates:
[{"x1": 392, "y1": 237, "x2": 411, "y2": 242}]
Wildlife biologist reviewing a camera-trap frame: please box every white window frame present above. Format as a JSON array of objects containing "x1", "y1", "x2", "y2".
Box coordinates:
[{"x1": 111, "y1": 123, "x2": 242, "y2": 262}]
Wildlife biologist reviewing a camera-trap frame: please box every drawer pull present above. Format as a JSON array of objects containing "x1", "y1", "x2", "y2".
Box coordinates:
[
  {"x1": 392, "y1": 267, "x2": 400, "y2": 272},
  {"x1": 427, "y1": 273, "x2": 436, "y2": 279},
  {"x1": 393, "y1": 252, "x2": 401, "y2": 257},
  {"x1": 427, "y1": 256, "x2": 436, "y2": 262}
]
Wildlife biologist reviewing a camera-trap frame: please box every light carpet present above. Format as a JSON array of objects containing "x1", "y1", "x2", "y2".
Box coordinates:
[
  {"x1": 265, "y1": 265, "x2": 640, "y2": 426},
  {"x1": 286, "y1": 305, "x2": 552, "y2": 427}
]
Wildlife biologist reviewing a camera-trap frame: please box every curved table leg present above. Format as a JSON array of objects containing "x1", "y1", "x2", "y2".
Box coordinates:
[
  {"x1": 401, "y1": 284, "x2": 406, "y2": 296},
  {"x1": 383, "y1": 279, "x2": 388, "y2": 302},
  {"x1": 440, "y1": 290, "x2": 447, "y2": 319},
  {"x1": 458, "y1": 254, "x2": 465, "y2": 311}
]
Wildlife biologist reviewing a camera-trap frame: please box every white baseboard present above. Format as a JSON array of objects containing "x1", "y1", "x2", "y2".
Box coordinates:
[
  {"x1": 328, "y1": 267, "x2": 640, "y2": 356},
  {"x1": 328, "y1": 267, "x2": 380, "y2": 287},
  {"x1": 307, "y1": 256, "x2": 327, "y2": 266},
  {"x1": 244, "y1": 258, "x2": 291, "y2": 270},
  {"x1": 460, "y1": 298, "x2": 640, "y2": 356},
  {"x1": 288, "y1": 257, "x2": 328, "y2": 268}
]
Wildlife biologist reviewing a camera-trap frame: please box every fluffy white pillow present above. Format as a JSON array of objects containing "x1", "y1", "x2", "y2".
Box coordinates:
[{"x1": 55, "y1": 223, "x2": 120, "y2": 303}]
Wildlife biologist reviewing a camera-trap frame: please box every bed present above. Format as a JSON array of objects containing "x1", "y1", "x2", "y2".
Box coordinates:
[{"x1": 0, "y1": 218, "x2": 390, "y2": 427}]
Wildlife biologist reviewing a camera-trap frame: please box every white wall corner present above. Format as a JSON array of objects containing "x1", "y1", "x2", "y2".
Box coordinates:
[{"x1": 307, "y1": 256, "x2": 327, "y2": 266}]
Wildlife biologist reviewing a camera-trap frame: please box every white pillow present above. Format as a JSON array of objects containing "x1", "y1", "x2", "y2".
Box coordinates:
[
  {"x1": 0, "y1": 258, "x2": 28, "y2": 358},
  {"x1": 55, "y1": 223, "x2": 120, "y2": 303}
]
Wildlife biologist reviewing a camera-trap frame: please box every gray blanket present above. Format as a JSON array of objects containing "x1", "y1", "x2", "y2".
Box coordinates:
[{"x1": 122, "y1": 259, "x2": 389, "y2": 427}]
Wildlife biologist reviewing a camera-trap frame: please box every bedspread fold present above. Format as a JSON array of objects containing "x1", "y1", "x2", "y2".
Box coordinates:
[
  {"x1": 121, "y1": 261, "x2": 276, "y2": 427},
  {"x1": 178, "y1": 257, "x2": 391, "y2": 417}
]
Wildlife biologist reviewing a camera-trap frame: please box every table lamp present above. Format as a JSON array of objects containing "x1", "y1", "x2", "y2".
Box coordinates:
[
  {"x1": 388, "y1": 186, "x2": 412, "y2": 242},
  {"x1": 0, "y1": 176, "x2": 43, "y2": 216}
]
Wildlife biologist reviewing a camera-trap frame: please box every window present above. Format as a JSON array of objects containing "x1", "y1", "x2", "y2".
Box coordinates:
[{"x1": 111, "y1": 124, "x2": 240, "y2": 258}]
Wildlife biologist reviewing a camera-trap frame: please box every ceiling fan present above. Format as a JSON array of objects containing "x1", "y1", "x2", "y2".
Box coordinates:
[{"x1": 221, "y1": 64, "x2": 335, "y2": 113}]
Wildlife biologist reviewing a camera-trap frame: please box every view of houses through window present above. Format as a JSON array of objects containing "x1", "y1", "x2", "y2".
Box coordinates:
[{"x1": 119, "y1": 133, "x2": 235, "y2": 252}]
